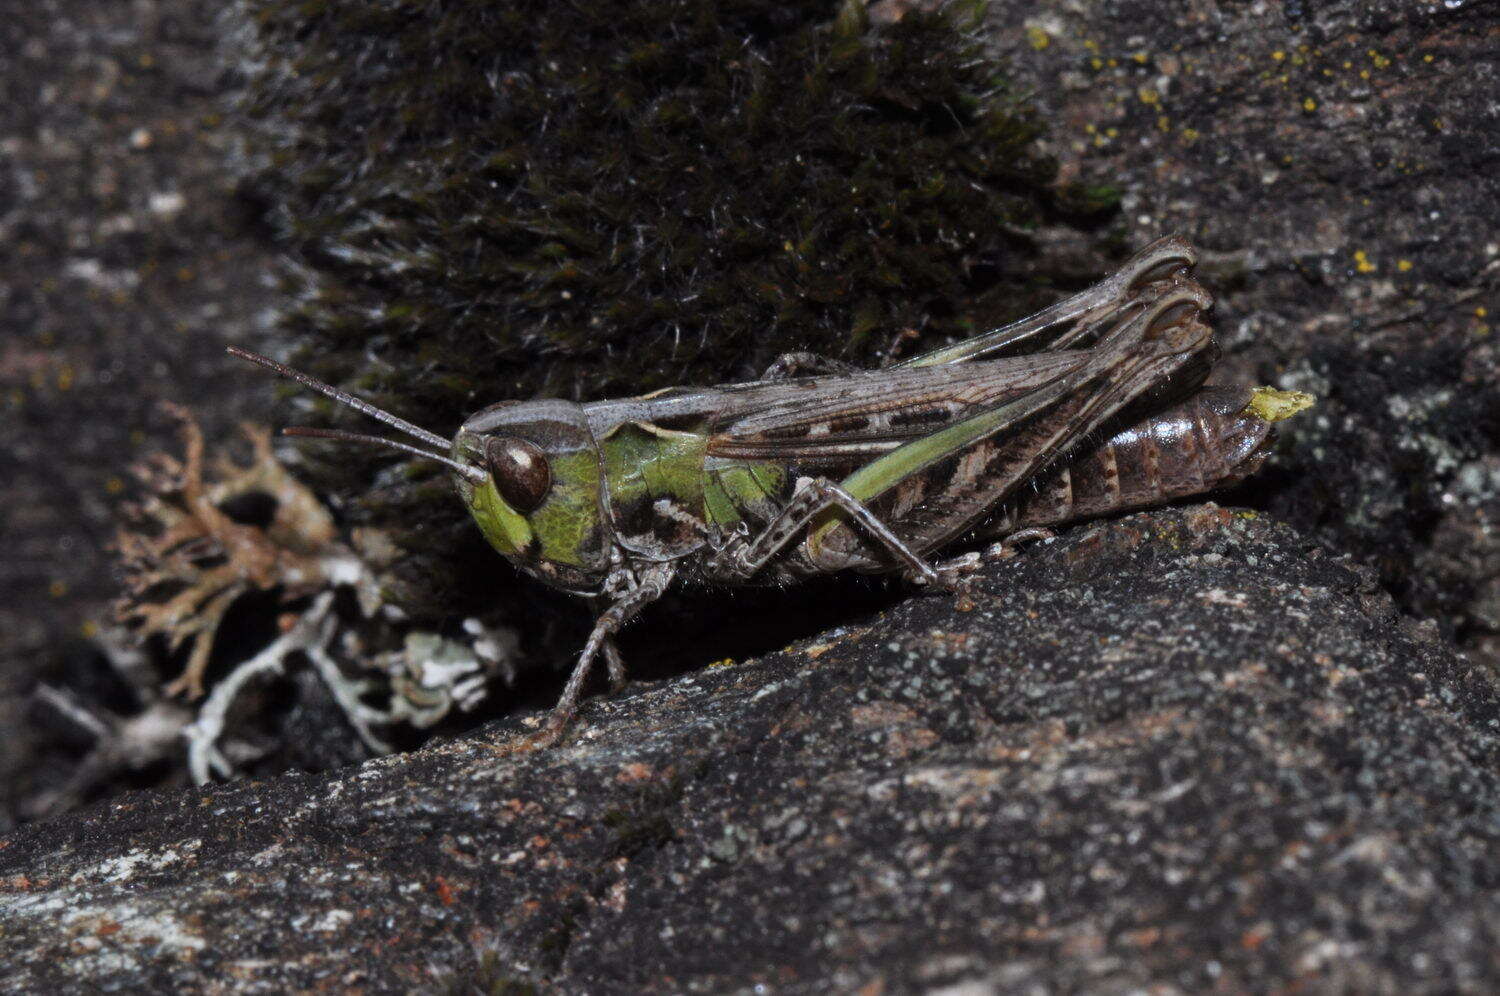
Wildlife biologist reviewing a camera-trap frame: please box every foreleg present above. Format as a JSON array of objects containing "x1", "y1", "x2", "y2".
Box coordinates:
[
  {"x1": 534, "y1": 563, "x2": 675, "y2": 747},
  {"x1": 586, "y1": 595, "x2": 630, "y2": 690}
]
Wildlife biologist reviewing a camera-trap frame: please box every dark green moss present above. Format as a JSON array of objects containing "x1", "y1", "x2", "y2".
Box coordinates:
[
  {"x1": 435, "y1": 949, "x2": 543, "y2": 996},
  {"x1": 600, "y1": 777, "x2": 684, "y2": 860},
  {"x1": 240, "y1": 0, "x2": 1099, "y2": 616},
  {"x1": 1054, "y1": 182, "x2": 1124, "y2": 219}
]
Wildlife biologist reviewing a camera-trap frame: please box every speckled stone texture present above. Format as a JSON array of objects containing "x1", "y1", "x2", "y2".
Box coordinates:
[
  {"x1": 980, "y1": 0, "x2": 1500, "y2": 667},
  {"x1": 4, "y1": 0, "x2": 1500, "y2": 990},
  {"x1": 0, "y1": 0, "x2": 283, "y2": 822},
  {"x1": 3, "y1": 508, "x2": 1497, "y2": 991}
]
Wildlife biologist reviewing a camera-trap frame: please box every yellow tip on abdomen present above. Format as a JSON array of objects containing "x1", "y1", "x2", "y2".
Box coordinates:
[{"x1": 1245, "y1": 387, "x2": 1316, "y2": 423}]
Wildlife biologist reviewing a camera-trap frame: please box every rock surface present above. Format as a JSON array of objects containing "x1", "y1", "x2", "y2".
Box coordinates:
[
  {"x1": 982, "y1": 0, "x2": 1500, "y2": 663},
  {"x1": 0, "y1": 0, "x2": 282, "y2": 825},
  {"x1": 5, "y1": 0, "x2": 1500, "y2": 989},
  {"x1": 4, "y1": 508, "x2": 1497, "y2": 991}
]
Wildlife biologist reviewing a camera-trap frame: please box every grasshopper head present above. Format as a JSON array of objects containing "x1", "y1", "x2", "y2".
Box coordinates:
[
  {"x1": 451, "y1": 401, "x2": 612, "y2": 593},
  {"x1": 226, "y1": 348, "x2": 614, "y2": 595}
]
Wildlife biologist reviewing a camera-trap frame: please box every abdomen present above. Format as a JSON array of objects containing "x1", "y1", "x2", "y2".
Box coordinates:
[{"x1": 984, "y1": 385, "x2": 1279, "y2": 535}]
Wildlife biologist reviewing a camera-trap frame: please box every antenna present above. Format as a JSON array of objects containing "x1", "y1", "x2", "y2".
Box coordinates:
[
  {"x1": 226, "y1": 346, "x2": 451, "y2": 451},
  {"x1": 282, "y1": 427, "x2": 487, "y2": 484}
]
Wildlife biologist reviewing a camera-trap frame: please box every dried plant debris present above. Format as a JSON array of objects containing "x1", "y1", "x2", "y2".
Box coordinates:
[
  {"x1": 22, "y1": 627, "x2": 195, "y2": 820},
  {"x1": 28, "y1": 405, "x2": 520, "y2": 808},
  {"x1": 115, "y1": 402, "x2": 363, "y2": 699}
]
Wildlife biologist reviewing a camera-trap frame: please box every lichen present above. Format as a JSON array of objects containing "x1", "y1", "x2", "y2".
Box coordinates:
[
  {"x1": 1246, "y1": 387, "x2": 1316, "y2": 423},
  {"x1": 114, "y1": 403, "x2": 350, "y2": 698},
  {"x1": 100, "y1": 405, "x2": 518, "y2": 786}
]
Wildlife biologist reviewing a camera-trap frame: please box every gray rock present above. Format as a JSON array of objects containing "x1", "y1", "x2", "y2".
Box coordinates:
[
  {"x1": 981, "y1": 0, "x2": 1500, "y2": 669},
  {"x1": 4, "y1": 507, "x2": 1496, "y2": 992}
]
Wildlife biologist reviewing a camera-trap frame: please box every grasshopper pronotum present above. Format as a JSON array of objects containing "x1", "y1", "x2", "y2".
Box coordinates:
[{"x1": 229, "y1": 236, "x2": 1309, "y2": 745}]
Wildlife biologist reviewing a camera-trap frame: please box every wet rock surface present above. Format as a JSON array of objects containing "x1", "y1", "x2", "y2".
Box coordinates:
[{"x1": 4, "y1": 508, "x2": 1497, "y2": 991}]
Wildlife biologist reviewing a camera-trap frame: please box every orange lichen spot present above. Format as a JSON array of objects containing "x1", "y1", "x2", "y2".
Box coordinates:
[
  {"x1": 1271, "y1": 50, "x2": 1285, "y2": 62},
  {"x1": 1397, "y1": 259, "x2": 1414, "y2": 272},
  {"x1": 1132, "y1": 52, "x2": 1148, "y2": 64},
  {"x1": 1138, "y1": 86, "x2": 1159, "y2": 104},
  {"x1": 1478, "y1": 306, "x2": 1490, "y2": 318},
  {"x1": 1090, "y1": 56, "x2": 1103, "y2": 71},
  {"x1": 1241, "y1": 923, "x2": 1272, "y2": 951},
  {"x1": 1302, "y1": 97, "x2": 1317, "y2": 112},
  {"x1": 49, "y1": 579, "x2": 68, "y2": 598},
  {"x1": 1026, "y1": 26, "x2": 1051, "y2": 50},
  {"x1": 1353, "y1": 249, "x2": 1376, "y2": 274}
]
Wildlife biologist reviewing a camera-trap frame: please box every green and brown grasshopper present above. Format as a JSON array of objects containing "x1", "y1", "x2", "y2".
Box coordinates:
[{"x1": 229, "y1": 236, "x2": 1310, "y2": 745}]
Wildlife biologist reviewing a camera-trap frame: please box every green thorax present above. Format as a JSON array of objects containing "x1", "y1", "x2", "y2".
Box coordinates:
[
  {"x1": 599, "y1": 422, "x2": 709, "y2": 558},
  {"x1": 598, "y1": 420, "x2": 788, "y2": 557}
]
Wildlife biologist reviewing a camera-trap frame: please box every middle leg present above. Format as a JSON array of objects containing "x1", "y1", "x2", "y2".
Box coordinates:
[{"x1": 708, "y1": 476, "x2": 957, "y2": 589}]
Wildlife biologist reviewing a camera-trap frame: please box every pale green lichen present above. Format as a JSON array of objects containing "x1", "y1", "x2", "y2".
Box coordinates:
[{"x1": 1246, "y1": 387, "x2": 1316, "y2": 423}]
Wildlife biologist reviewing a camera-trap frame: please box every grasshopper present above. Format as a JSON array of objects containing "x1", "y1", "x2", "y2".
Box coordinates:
[{"x1": 229, "y1": 236, "x2": 1303, "y2": 745}]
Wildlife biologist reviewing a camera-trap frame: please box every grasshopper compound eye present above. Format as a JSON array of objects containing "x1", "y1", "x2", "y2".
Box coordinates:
[{"x1": 486, "y1": 436, "x2": 552, "y2": 512}]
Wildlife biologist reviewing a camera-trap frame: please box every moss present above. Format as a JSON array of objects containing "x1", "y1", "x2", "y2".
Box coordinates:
[
  {"x1": 1053, "y1": 182, "x2": 1124, "y2": 219},
  {"x1": 239, "y1": 0, "x2": 1098, "y2": 616}
]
